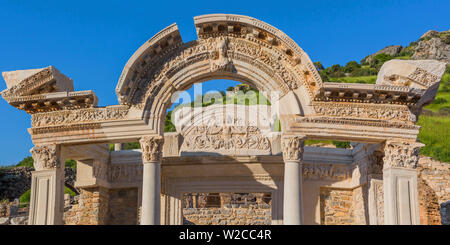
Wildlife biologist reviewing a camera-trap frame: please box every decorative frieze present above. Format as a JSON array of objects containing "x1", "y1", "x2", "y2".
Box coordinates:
[
  {"x1": 383, "y1": 141, "x2": 424, "y2": 169},
  {"x1": 312, "y1": 101, "x2": 415, "y2": 122},
  {"x1": 281, "y1": 135, "x2": 306, "y2": 161},
  {"x1": 295, "y1": 116, "x2": 419, "y2": 129},
  {"x1": 30, "y1": 144, "x2": 61, "y2": 171},
  {"x1": 140, "y1": 136, "x2": 164, "y2": 162},
  {"x1": 31, "y1": 105, "x2": 129, "y2": 127}
]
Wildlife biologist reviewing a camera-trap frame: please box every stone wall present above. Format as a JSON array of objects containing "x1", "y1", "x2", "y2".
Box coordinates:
[
  {"x1": 320, "y1": 188, "x2": 354, "y2": 225},
  {"x1": 183, "y1": 204, "x2": 271, "y2": 225},
  {"x1": 106, "y1": 188, "x2": 138, "y2": 225},
  {"x1": 351, "y1": 186, "x2": 368, "y2": 224},
  {"x1": 0, "y1": 167, "x2": 33, "y2": 201},
  {"x1": 64, "y1": 187, "x2": 109, "y2": 225},
  {"x1": 64, "y1": 187, "x2": 138, "y2": 225},
  {"x1": 417, "y1": 157, "x2": 450, "y2": 225},
  {"x1": 0, "y1": 167, "x2": 77, "y2": 201},
  {"x1": 319, "y1": 186, "x2": 369, "y2": 225},
  {"x1": 182, "y1": 193, "x2": 271, "y2": 225}
]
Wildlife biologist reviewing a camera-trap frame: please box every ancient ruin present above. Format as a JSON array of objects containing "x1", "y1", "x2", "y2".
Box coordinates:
[{"x1": 1, "y1": 14, "x2": 448, "y2": 225}]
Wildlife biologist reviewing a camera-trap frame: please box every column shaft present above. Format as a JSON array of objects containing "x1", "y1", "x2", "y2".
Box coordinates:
[
  {"x1": 281, "y1": 135, "x2": 305, "y2": 225},
  {"x1": 139, "y1": 136, "x2": 164, "y2": 225},
  {"x1": 283, "y1": 160, "x2": 303, "y2": 225},
  {"x1": 141, "y1": 161, "x2": 161, "y2": 225}
]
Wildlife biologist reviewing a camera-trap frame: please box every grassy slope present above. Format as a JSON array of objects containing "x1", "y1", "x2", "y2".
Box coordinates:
[
  {"x1": 417, "y1": 116, "x2": 449, "y2": 162},
  {"x1": 328, "y1": 75, "x2": 377, "y2": 84}
]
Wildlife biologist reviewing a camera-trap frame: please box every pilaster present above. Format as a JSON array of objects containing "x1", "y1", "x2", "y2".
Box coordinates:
[
  {"x1": 28, "y1": 144, "x2": 64, "y2": 225},
  {"x1": 382, "y1": 141, "x2": 424, "y2": 225}
]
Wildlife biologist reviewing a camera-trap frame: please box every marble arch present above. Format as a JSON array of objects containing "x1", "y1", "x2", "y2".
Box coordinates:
[
  {"x1": 115, "y1": 14, "x2": 322, "y2": 134},
  {"x1": 1, "y1": 14, "x2": 447, "y2": 225}
]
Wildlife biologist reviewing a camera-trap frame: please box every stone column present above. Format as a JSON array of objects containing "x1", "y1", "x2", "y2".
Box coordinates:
[
  {"x1": 139, "y1": 136, "x2": 164, "y2": 225},
  {"x1": 281, "y1": 135, "x2": 306, "y2": 225},
  {"x1": 28, "y1": 144, "x2": 65, "y2": 225},
  {"x1": 382, "y1": 141, "x2": 424, "y2": 225},
  {"x1": 114, "y1": 143, "x2": 124, "y2": 151}
]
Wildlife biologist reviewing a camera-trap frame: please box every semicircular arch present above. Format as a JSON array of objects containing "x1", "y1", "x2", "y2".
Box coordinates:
[{"x1": 116, "y1": 14, "x2": 322, "y2": 135}]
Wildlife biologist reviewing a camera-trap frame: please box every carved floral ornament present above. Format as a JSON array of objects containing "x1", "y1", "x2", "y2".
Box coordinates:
[
  {"x1": 30, "y1": 106, "x2": 129, "y2": 128},
  {"x1": 312, "y1": 102, "x2": 416, "y2": 122},
  {"x1": 382, "y1": 141, "x2": 424, "y2": 169},
  {"x1": 281, "y1": 135, "x2": 306, "y2": 161},
  {"x1": 139, "y1": 136, "x2": 164, "y2": 162},
  {"x1": 30, "y1": 144, "x2": 61, "y2": 171}
]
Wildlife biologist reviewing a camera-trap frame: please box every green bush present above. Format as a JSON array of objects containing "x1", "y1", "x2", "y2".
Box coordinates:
[
  {"x1": 369, "y1": 53, "x2": 393, "y2": 70},
  {"x1": 19, "y1": 186, "x2": 77, "y2": 206},
  {"x1": 165, "y1": 110, "x2": 176, "y2": 132},
  {"x1": 332, "y1": 141, "x2": 351, "y2": 149},
  {"x1": 19, "y1": 189, "x2": 31, "y2": 205},
  {"x1": 16, "y1": 156, "x2": 34, "y2": 167},
  {"x1": 65, "y1": 159, "x2": 76, "y2": 169},
  {"x1": 123, "y1": 142, "x2": 140, "y2": 150}
]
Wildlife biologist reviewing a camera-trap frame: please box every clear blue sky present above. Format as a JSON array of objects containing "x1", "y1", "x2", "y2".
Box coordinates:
[{"x1": 0, "y1": 0, "x2": 448, "y2": 166}]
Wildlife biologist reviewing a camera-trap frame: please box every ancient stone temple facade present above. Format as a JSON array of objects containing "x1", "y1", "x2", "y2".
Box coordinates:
[{"x1": 1, "y1": 14, "x2": 447, "y2": 225}]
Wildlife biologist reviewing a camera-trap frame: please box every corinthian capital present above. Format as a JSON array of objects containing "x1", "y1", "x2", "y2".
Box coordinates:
[
  {"x1": 281, "y1": 135, "x2": 306, "y2": 161},
  {"x1": 140, "y1": 136, "x2": 164, "y2": 162},
  {"x1": 30, "y1": 144, "x2": 61, "y2": 171},
  {"x1": 382, "y1": 141, "x2": 424, "y2": 169}
]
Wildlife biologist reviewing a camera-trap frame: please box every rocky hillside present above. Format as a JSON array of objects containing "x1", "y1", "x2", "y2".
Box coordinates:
[{"x1": 361, "y1": 30, "x2": 450, "y2": 64}]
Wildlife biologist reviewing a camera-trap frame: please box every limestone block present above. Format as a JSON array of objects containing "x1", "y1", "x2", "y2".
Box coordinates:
[
  {"x1": 2, "y1": 66, "x2": 74, "y2": 97},
  {"x1": 376, "y1": 59, "x2": 446, "y2": 108},
  {"x1": 0, "y1": 217, "x2": 9, "y2": 225},
  {"x1": 163, "y1": 132, "x2": 181, "y2": 157},
  {"x1": 10, "y1": 216, "x2": 27, "y2": 225},
  {"x1": 3, "y1": 68, "x2": 43, "y2": 89},
  {"x1": 376, "y1": 59, "x2": 446, "y2": 89}
]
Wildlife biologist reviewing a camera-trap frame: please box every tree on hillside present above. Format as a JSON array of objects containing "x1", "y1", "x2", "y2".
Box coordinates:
[
  {"x1": 313, "y1": 61, "x2": 324, "y2": 71},
  {"x1": 370, "y1": 53, "x2": 393, "y2": 70},
  {"x1": 344, "y1": 61, "x2": 361, "y2": 73}
]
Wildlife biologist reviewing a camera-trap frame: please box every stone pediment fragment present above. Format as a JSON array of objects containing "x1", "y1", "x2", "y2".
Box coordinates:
[
  {"x1": 1, "y1": 66, "x2": 98, "y2": 114},
  {"x1": 1, "y1": 66, "x2": 74, "y2": 98},
  {"x1": 376, "y1": 59, "x2": 446, "y2": 89}
]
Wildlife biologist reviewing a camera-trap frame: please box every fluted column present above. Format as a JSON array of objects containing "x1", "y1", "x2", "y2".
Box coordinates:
[
  {"x1": 382, "y1": 141, "x2": 424, "y2": 225},
  {"x1": 281, "y1": 135, "x2": 306, "y2": 225},
  {"x1": 29, "y1": 144, "x2": 65, "y2": 225},
  {"x1": 139, "y1": 136, "x2": 164, "y2": 225}
]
